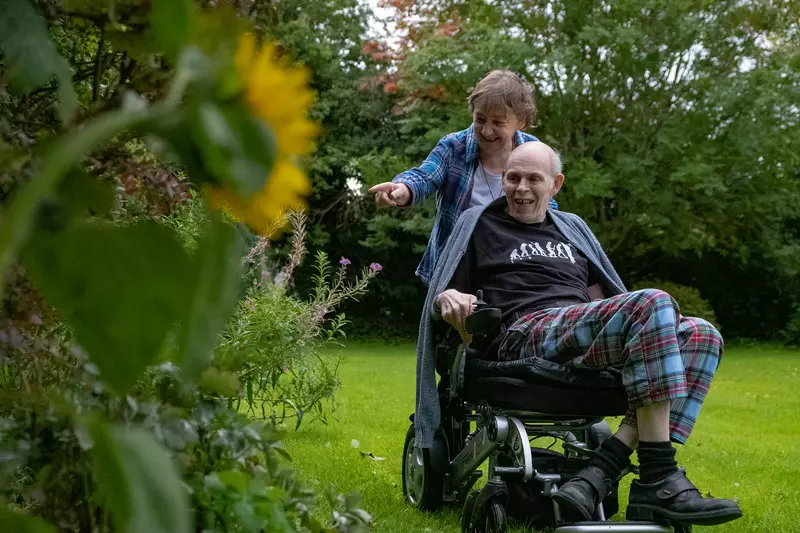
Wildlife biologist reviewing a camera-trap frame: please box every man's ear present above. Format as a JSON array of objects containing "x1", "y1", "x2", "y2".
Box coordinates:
[{"x1": 552, "y1": 173, "x2": 565, "y2": 195}]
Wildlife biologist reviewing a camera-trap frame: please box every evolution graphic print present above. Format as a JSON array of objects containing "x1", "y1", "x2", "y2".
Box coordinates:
[{"x1": 510, "y1": 240, "x2": 576, "y2": 264}]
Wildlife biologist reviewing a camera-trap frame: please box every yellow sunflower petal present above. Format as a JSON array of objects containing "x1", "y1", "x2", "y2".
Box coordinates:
[
  {"x1": 234, "y1": 33, "x2": 319, "y2": 158},
  {"x1": 205, "y1": 160, "x2": 311, "y2": 236}
]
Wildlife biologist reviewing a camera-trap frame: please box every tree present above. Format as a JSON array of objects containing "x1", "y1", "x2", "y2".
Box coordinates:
[{"x1": 343, "y1": 0, "x2": 800, "y2": 338}]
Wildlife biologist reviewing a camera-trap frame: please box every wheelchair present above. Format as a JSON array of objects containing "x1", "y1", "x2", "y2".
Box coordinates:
[{"x1": 401, "y1": 291, "x2": 690, "y2": 533}]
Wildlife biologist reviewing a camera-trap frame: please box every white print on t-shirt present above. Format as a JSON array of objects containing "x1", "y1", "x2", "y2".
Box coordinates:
[{"x1": 510, "y1": 241, "x2": 576, "y2": 264}]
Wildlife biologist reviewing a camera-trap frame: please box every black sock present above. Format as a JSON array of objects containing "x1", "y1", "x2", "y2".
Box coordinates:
[
  {"x1": 590, "y1": 437, "x2": 633, "y2": 481},
  {"x1": 637, "y1": 441, "x2": 678, "y2": 483}
]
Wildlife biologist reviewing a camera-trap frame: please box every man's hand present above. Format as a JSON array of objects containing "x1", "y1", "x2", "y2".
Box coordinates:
[
  {"x1": 368, "y1": 182, "x2": 412, "y2": 207},
  {"x1": 436, "y1": 289, "x2": 477, "y2": 343}
]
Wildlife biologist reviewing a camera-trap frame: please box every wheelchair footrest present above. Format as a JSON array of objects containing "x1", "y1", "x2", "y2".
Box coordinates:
[{"x1": 555, "y1": 521, "x2": 674, "y2": 533}]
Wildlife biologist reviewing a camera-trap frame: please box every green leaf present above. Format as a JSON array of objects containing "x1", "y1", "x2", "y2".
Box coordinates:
[
  {"x1": 23, "y1": 221, "x2": 192, "y2": 393},
  {"x1": 191, "y1": 102, "x2": 276, "y2": 196},
  {"x1": 89, "y1": 418, "x2": 132, "y2": 524},
  {"x1": 178, "y1": 214, "x2": 245, "y2": 378},
  {"x1": 57, "y1": 168, "x2": 115, "y2": 218},
  {"x1": 106, "y1": 28, "x2": 160, "y2": 62},
  {"x1": 0, "y1": 507, "x2": 56, "y2": 533},
  {"x1": 217, "y1": 470, "x2": 249, "y2": 493},
  {"x1": 150, "y1": 0, "x2": 194, "y2": 60},
  {"x1": 199, "y1": 367, "x2": 240, "y2": 396},
  {"x1": 0, "y1": 0, "x2": 77, "y2": 122},
  {"x1": 91, "y1": 421, "x2": 191, "y2": 533}
]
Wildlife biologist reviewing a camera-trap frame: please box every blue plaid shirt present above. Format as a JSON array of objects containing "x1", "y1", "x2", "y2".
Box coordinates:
[{"x1": 393, "y1": 125, "x2": 559, "y2": 284}]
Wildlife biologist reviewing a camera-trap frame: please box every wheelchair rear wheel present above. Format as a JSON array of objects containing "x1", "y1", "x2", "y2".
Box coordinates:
[{"x1": 402, "y1": 424, "x2": 445, "y2": 511}]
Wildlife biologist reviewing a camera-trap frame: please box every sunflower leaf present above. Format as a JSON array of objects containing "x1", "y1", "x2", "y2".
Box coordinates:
[
  {"x1": 22, "y1": 221, "x2": 193, "y2": 394},
  {"x1": 150, "y1": 0, "x2": 194, "y2": 61},
  {"x1": 0, "y1": 0, "x2": 77, "y2": 123},
  {"x1": 91, "y1": 421, "x2": 191, "y2": 533},
  {"x1": 177, "y1": 214, "x2": 245, "y2": 379},
  {"x1": 0, "y1": 507, "x2": 56, "y2": 533}
]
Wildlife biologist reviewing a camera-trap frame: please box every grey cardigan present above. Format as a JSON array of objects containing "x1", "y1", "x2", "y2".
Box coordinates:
[{"x1": 413, "y1": 203, "x2": 627, "y2": 449}]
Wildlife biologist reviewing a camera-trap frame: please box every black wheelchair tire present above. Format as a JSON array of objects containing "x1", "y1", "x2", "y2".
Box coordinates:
[
  {"x1": 402, "y1": 424, "x2": 445, "y2": 511},
  {"x1": 485, "y1": 501, "x2": 507, "y2": 533},
  {"x1": 462, "y1": 492, "x2": 507, "y2": 533},
  {"x1": 461, "y1": 491, "x2": 478, "y2": 532}
]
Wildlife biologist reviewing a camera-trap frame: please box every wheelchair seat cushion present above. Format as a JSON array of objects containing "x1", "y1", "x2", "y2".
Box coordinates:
[{"x1": 461, "y1": 376, "x2": 629, "y2": 416}]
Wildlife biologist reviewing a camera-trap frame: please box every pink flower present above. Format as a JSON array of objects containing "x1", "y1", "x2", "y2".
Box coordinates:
[
  {"x1": 339, "y1": 257, "x2": 352, "y2": 266},
  {"x1": 369, "y1": 263, "x2": 383, "y2": 272}
]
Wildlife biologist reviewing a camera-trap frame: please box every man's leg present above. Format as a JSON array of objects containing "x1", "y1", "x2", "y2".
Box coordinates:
[
  {"x1": 619, "y1": 315, "x2": 723, "y2": 444},
  {"x1": 498, "y1": 290, "x2": 740, "y2": 524}
]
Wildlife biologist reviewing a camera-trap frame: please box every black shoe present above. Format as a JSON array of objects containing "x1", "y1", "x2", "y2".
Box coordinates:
[
  {"x1": 552, "y1": 465, "x2": 612, "y2": 522},
  {"x1": 626, "y1": 468, "x2": 743, "y2": 525}
]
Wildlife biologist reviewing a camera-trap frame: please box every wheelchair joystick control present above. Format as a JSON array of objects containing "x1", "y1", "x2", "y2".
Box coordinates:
[
  {"x1": 465, "y1": 290, "x2": 502, "y2": 337},
  {"x1": 474, "y1": 290, "x2": 487, "y2": 310}
]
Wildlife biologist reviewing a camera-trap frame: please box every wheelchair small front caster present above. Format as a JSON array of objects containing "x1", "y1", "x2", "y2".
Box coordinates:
[
  {"x1": 671, "y1": 523, "x2": 692, "y2": 533},
  {"x1": 461, "y1": 491, "x2": 507, "y2": 533}
]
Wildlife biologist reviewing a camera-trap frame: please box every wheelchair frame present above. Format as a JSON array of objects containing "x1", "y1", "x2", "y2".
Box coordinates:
[{"x1": 402, "y1": 297, "x2": 684, "y2": 533}]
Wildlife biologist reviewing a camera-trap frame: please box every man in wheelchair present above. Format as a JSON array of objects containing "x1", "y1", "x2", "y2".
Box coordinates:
[{"x1": 414, "y1": 141, "x2": 742, "y2": 528}]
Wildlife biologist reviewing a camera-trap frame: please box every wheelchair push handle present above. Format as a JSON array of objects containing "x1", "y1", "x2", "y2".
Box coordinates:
[{"x1": 465, "y1": 290, "x2": 502, "y2": 336}]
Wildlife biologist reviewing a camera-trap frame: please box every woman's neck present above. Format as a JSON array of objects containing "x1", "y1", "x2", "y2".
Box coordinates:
[{"x1": 479, "y1": 144, "x2": 513, "y2": 173}]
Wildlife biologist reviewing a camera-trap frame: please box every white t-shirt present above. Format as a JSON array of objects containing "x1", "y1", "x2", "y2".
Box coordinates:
[{"x1": 470, "y1": 164, "x2": 504, "y2": 207}]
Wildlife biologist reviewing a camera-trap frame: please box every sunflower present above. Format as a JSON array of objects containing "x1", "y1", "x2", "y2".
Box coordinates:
[
  {"x1": 206, "y1": 158, "x2": 311, "y2": 236},
  {"x1": 235, "y1": 33, "x2": 320, "y2": 157},
  {"x1": 206, "y1": 33, "x2": 319, "y2": 235}
]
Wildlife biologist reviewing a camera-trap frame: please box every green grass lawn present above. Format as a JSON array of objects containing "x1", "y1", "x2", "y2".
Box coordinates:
[{"x1": 283, "y1": 343, "x2": 800, "y2": 533}]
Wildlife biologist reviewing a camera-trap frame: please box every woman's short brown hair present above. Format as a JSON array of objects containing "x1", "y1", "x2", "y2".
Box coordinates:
[{"x1": 468, "y1": 70, "x2": 537, "y2": 129}]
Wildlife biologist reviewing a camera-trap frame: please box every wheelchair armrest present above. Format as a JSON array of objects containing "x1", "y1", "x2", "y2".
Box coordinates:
[
  {"x1": 447, "y1": 290, "x2": 501, "y2": 398},
  {"x1": 465, "y1": 306, "x2": 501, "y2": 335}
]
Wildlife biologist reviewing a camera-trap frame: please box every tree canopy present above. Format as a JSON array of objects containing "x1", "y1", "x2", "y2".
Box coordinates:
[{"x1": 281, "y1": 0, "x2": 800, "y2": 340}]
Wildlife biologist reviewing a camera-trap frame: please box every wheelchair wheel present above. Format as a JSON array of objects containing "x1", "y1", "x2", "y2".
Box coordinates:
[
  {"x1": 402, "y1": 424, "x2": 444, "y2": 511},
  {"x1": 462, "y1": 491, "x2": 507, "y2": 533}
]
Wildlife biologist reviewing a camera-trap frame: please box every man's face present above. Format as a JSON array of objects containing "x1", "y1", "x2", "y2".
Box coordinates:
[
  {"x1": 503, "y1": 149, "x2": 563, "y2": 223},
  {"x1": 472, "y1": 102, "x2": 525, "y2": 154}
]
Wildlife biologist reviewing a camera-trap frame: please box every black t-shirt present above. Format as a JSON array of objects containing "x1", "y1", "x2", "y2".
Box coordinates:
[{"x1": 449, "y1": 201, "x2": 601, "y2": 327}]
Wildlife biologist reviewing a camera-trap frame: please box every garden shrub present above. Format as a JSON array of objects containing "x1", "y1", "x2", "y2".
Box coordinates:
[
  {"x1": 0, "y1": 0, "x2": 379, "y2": 528},
  {"x1": 0, "y1": 205, "x2": 377, "y2": 533},
  {"x1": 782, "y1": 305, "x2": 800, "y2": 347}
]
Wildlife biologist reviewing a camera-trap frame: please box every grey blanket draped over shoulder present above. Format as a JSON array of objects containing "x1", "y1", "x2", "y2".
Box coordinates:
[{"x1": 413, "y1": 204, "x2": 627, "y2": 449}]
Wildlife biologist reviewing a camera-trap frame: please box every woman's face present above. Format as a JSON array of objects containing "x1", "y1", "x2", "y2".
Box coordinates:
[{"x1": 472, "y1": 102, "x2": 525, "y2": 155}]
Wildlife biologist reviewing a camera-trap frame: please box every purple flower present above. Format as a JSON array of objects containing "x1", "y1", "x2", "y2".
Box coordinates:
[
  {"x1": 369, "y1": 262, "x2": 383, "y2": 272},
  {"x1": 339, "y1": 257, "x2": 352, "y2": 266}
]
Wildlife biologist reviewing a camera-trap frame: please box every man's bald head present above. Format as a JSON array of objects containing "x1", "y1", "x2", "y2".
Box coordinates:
[
  {"x1": 501, "y1": 142, "x2": 564, "y2": 223},
  {"x1": 505, "y1": 141, "x2": 562, "y2": 178}
]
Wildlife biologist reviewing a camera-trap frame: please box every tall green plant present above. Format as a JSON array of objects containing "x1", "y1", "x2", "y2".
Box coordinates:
[{"x1": 214, "y1": 212, "x2": 382, "y2": 428}]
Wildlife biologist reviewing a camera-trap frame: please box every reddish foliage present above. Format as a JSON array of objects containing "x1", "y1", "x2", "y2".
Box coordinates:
[
  {"x1": 118, "y1": 162, "x2": 191, "y2": 215},
  {"x1": 380, "y1": 0, "x2": 415, "y2": 10},
  {"x1": 383, "y1": 80, "x2": 399, "y2": 94},
  {"x1": 361, "y1": 40, "x2": 397, "y2": 62},
  {"x1": 436, "y1": 20, "x2": 460, "y2": 37}
]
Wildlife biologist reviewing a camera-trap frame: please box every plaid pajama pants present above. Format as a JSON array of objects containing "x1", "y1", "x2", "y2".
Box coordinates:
[{"x1": 498, "y1": 289, "x2": 723, "y2": 444}]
